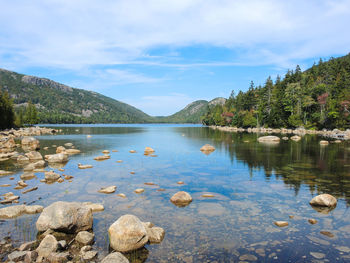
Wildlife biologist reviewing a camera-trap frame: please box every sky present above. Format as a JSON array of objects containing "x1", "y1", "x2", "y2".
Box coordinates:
[{"x1": 0, "y1": 0, "x2": 350, "y2": 116}]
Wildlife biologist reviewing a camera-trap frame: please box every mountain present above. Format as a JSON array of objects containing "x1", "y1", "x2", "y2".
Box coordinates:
[
  {"x1": 155, "y1": 98, "x2": 226, "y2": 123},
  {"x1": 0, "y1": 68, "x2": 152, "y2": 123}
]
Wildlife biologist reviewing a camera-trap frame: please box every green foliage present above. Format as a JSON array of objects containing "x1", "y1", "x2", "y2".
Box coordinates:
[
  {"x1": 202, "y1": 53, "x2": 350, "y2": 130},
  {"x1": 0, "y1": 87, "x2": 15, "y2": 129}
]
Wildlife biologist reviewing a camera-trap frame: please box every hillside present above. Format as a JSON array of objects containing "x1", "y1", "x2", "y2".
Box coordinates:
[
  {"x1": 0, "y1": 69, "x2": 152, "y2": 123},
  {"x1": 202, "y1": 53, "x2": 350, "y2": 129},
  {"x1": 155, "y1": 98, "x2": 226, "y2": 123}
]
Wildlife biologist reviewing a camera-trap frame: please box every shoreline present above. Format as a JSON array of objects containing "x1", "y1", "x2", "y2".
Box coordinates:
[{"x1": 208, "y1": 125, "x2": 350, "y2": 140}]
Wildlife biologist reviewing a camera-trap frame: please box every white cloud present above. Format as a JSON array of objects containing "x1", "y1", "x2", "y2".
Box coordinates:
[{"x1": 0, "y1": 0, "x2": 349, "y2": 70}]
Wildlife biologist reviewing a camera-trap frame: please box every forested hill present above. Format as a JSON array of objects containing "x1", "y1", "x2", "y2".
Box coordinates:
[
  {"x1": 202, "y1": 53, "x2": 350, "y2": 130},
  {"x1": 0, "y1": 69, "x2": 152, "y2": 123},
  {"x1": 155, "y1": 97, "x2": 226, "y2": 123}
]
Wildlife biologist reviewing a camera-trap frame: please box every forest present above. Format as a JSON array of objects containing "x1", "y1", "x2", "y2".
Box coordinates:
[{"x1": 202, "y1": 53, "x2": 350, "y2": 130}]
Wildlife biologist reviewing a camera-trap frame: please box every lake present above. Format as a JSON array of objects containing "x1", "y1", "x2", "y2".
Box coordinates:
[{"x1": 1, "y1": 124, "x2": 350, "y2": 262}]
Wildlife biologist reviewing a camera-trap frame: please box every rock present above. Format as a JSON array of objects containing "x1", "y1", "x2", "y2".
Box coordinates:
[
  {"x1": 274, "y1": 221, "x2": 289, "y2": 227},
  {"x1": 258, "y1": 136, "x2": 280, "y2": 143},
  {"x1": 320, "y1": 231, "x2": 334, "y2": 238},
  {"x1": 56, "y1": 146, "x2": 66, "y2": 153},
  {"x1": 200, "y1": 144, "x2": 215, "y2": 154},
  {"x1": 116, "y1": 160, "x2": 123, "y2": 163},
  {"x1": 78, "y1": 163, "x2": 93, "y2": 169},
  {"x1": 310, "y1": 194, "x2": 337, "y2": 207},
  {"x1": 76, "y1": 231, "x2": 94, "y2": 245},
  {"x1": 201, "y1": 194, "x2": 215, "y2": 197},
  {"x1": 108, "y1": 214, "x2": 148, "y2": 252},
  {"x1": 7, "y1": 251, "x2": 27, "y2": 261},
  {"x1": 308, "y1": 219, "x2": 318, "y2": 224},
  {"x1": 0, "y1": 170, "x2": 14, "y2": 176},
  {"x1": 129, "y1": 150, "x2": 136, "y2": 153},
  {"x1": 145, "y1": 226, "x2": 165, "y2": 243},
  {"x1": 81, "y1": 250, "x2": 98, "y2": 261},
  {"x1": 24, "y1": 251, "x2": 38, "y2": 263},
  {"x1": 80, "y1": 245, "x2": 92, "y2": 253},
  {"x1": 282, "y1": 136, "x2": 289, "y2": 140},
  {"x1": 170, "y1": 191, "x2": 192, "y2": 207},
  {"x1": 21, "y1": 137, "x2": 40, "y2": 151},
  {"x1": 36, "y1": 234, "x2": 59, "y2": 258},
  {"x1": 94, "y1": 155, "x2": 110, "y2": 161},
  {"x1": 64, "y1": 143, "x2": 73, "y2": 147},
  {"x1": 101, "y1": 252, "x2": 130, "y2": 263},
  {"x1": 22, "y1": 187, "x2": 38, "y2": 194},
  {"x1": 144, "y1": 147, "x2": 155, "y2": 155},
  {"x1": 58, "y1": 240, "x2": 67, "y2": 250},
  {"x1": 46, "y1": 153, "x2": 68, "y2": 163},
  {"x1": 239, "y1": 254, "x2": 258, "y2": 261},
  {"x1": 58, "y1": 178, "x2": 64, "y2": 183},
  {"x1": 36, "y1": 201, "x2": 93, "y2": 233},
  {"x1": 20, "y1": 172, "x2": 36, "y2": 180},
  {"x1": 320, "y1": 140, "x2": 329, "y2": 145},
  {"x1": 102, "y1": 150, "x2": 110, "y2": 154},
  {"x1": 310, "y1": 252, "x2": 325, "y2": 259},
  {"x1": 65, "y1": 149, "x2": 81, "y2": 154},
  {"x1": 177, "y1": 181, "x2": 184, "y2": 185},
  {"x1": 144, "y1": 182, "x2": 156, "y2": 186},
  {"x1": 134, "y1": 188, "x2": 145, "y2": 194},
  {"x1": 0, "y1": 205, "x2": 26, "y2": 219},
  {"x1": 25, "y1": 205, "x2": 43, "y2": 214},
  {"x1": 17, "y1": 155, "x2": 30, "y2": 162},
  {"x1": 83, "y1": 202, "x2": 104, "y2": 212},
  {"x1": 19, "y1": 241, "x2": 36, "y2": 251},
  {"x1": 45, "y1": 171, "x2": 61, "y2": 182},
  {"x1": 98, "y1": 185, "x2": 117, "y2": 194},
  {"x1": 47, "y1": 252, "x2": 71, "y2": 262},
  {"x1": 117, "y1": 193, "x2": 126, "y2": 198},
  {"x1": 290, "y1": 135, "x2": 301, "y2": 142},
  {"x1": 25, "y1": 151, "x2": 43, "y2": 161}
]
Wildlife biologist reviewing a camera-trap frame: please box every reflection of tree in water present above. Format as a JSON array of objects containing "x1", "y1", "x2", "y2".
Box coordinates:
[{"x1": 177, "y1": 127, "x2": 350, "y2": 204}]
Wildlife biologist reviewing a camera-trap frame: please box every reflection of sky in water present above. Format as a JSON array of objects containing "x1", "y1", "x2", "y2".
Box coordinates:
[{"x1": 1, "y1": 124, "x2": 350, "y2": 262}]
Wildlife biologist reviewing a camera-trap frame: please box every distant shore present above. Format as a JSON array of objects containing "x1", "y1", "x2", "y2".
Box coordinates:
[{"x1": 209, "y1": 125, "x2": 350, "y2": 140}]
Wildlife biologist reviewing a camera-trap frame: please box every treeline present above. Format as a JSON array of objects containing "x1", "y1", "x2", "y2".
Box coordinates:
[
  {"x1": 202, "y1": 54, "x2": 350, "y2": 130},
  {"x1": 0, "y1": 88, "x2": 39, "y2": 130}
]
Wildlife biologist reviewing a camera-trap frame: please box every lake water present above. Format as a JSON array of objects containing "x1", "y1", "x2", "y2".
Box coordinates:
[{"x1": 1, "y1": 124, "x2": 350, "y2": 262}]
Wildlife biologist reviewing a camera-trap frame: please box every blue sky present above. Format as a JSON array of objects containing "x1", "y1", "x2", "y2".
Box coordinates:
[{"x1": 0, "y1": 0, "x2": 350, "y2": 116}]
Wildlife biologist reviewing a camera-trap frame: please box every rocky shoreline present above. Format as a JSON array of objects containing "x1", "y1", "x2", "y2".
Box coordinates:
[{"x1": 209, "y1": 125, "x2": 350, "y2": 140}]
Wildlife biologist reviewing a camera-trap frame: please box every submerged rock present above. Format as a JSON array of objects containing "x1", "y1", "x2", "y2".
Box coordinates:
[
  {"x1": 170, "y1": 191, "x2": 193, "y2": 207},
  {"x1": 200, "y1": 144, "x2": 215, "y2": 154},
  {"x1": 108, "y1": 214, "x2": 148, "y2": 252},
  {"x1": 36, "y1": 201, "x2": 93, "y2": 233},
  {"x1": 78, "y1": 163, "x2": 93, "y2": 169},
  {"x1": 101, "y1": 252, "x2": 129, "y2": 263},
  {"x1": 310, "y1": 194, "x2": 337, "y2": 207},
  {"x1": 274, "y1": 221, "x2": 289, "y2": 227},
  {"x1": 258, "y1": 136, "x2": 280, "y2": 143},
  {"x1": 98, "y1": 185, "x2": 117, "y2": 194}
]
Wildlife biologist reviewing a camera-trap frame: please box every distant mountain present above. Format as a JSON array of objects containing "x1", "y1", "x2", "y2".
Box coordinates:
[
  {"x1": 155, "y1": 98, "x2": 226, "y2": 123},
  {"x1": 0, "y1": 68, "x2": 152, "y2": 123}
]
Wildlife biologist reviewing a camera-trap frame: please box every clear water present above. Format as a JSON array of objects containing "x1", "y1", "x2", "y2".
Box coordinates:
[{"x1": 1, "y1": 124, "x2": 350, "y2": 262}]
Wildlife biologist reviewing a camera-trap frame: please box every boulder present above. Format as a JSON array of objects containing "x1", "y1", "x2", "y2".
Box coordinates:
[
  {"x1": 290, "y1": 135, "x2": 301, "y2": 142},
  {"x1": 170, "y1": 191, "x2": 193, "y2": 207},
  {"x1": 36, "y1": 234, "x2": 58, "y2": 258},
  {"x1": 45, "y1": 171, "x2": 61, "y2": 182},
  {"x1": 101, "y1": 252, "x2": 130, "y2": 263},
  {"x1": 25, "y1": 151, "x2": 43, "y2": 161},
  {"x1": 36, "y1": 201, "x2": 93, "y2": 233},
  {"x1": 21, "y1": 137, "x2": 40, "y2": 150},
  {"x1": 0, "y1": 205, "x2": 26, "y2": 219},
  {"x1": 200, "y1": 144, "x2": 215, "y2": 154},
  {"x1": 75, "y1": 231, "x2": 94, "y2": 245},
  {"x1": 309, "y1": 194, "x2": 337, "y2": 207},
  {"x1": 56, "y1": 146, "x2": 66, "y2": 153},
  {"x1": 258, "y1": 136, "x2": 280, "y2": 143},
  {"x1": 46, "y1": 153, "x2": 68, "y2": 163},
  {"x1": 320, "y1": 140, "x2": 329, "y2": 145},
  {"x1": 98, "y1": 186, "x2": 116, "y2": 194},
  {"x1": 108, "y1": 214, "x2": 148, "y2": 252}
]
